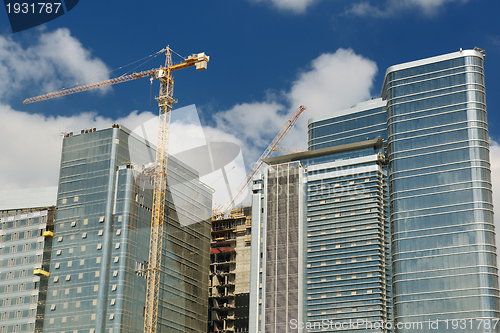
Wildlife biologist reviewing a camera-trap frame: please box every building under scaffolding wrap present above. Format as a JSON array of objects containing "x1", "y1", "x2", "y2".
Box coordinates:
[{"x1": 41, "y1": 125, "x2": 211, "y2": 333}]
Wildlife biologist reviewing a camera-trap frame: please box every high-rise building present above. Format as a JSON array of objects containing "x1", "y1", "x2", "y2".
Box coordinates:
[
  {"x1": 209, "y1": 207, "x2": 252, "y2": 333},
  {"x1": 249, "y1": 48, "x2": 498, "y2": 333},
  {"x1": 0, "y1": 187, "x2": 58, "y2": 333},
  {"x1": 382, "y1": 48, "x2": 499, "y2": 331},
  {"x1": 42, "y1": 124, "x2": 211, "y2": 333}
]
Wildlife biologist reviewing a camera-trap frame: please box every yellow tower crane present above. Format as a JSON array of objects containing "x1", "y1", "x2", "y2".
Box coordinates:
[{"x1": 23, "y1": 46, "x2": 210, "y2": 333}]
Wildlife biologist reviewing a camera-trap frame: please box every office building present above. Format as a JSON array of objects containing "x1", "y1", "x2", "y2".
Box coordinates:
[
  {"x1": 209, "y1": 207, "x2": 252, "y2": 333},
  {"x1": 382, "y1": 48, "x2": 499, "y2": 330},
  {"x1": 0, "y1": 187, "x2": 58, "y2": 333},
  {"x1": 42, "y1": 124, "x2": 212, "y2": 333},
  {"x1": 249, "y1": 48, "x2": 498, "y2": 333}
]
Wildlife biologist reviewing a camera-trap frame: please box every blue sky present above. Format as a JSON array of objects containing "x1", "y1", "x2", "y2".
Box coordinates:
[{"x1": 1, "y1": 0, "x2": 500, "y2": 202}]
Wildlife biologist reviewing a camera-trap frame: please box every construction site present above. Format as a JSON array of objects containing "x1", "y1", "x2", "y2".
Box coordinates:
[{"x1": 0, "y1": 45, "x2": 306, "y2": 333}]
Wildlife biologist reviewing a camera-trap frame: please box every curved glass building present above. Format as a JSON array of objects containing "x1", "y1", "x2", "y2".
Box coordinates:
[{"x1": 382, "y1": 49, "x2": 499, "y2": 332}]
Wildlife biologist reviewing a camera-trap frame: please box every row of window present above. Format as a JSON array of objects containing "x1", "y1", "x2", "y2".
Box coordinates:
[
  {"x1": 0, "y1": 229, "x2": 45, "y2": 242},
  {"x1": 4, "y1": 255, "x2": 42, "y2": 267},
  {"x1": 0, "y1": 323, "x2": 34, "y2": 333}
]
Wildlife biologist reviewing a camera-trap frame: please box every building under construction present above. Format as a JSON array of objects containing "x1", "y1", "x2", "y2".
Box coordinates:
[{"x1": 209, "y1": 207, "x2": 252, "y2": 333}]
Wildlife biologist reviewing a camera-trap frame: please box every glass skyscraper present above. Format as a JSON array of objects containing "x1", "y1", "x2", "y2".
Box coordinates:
[
  {"x1": 42, "y1": 125, "x2": 211, "y2": 333},
  {"x1": 382, "y1": 49, "x2": 499, "y2": 331}
]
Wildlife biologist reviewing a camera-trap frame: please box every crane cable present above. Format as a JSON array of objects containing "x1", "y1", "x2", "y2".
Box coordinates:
[{"x1": 59, "y1": 47, "x2": 186, "y2": 91}]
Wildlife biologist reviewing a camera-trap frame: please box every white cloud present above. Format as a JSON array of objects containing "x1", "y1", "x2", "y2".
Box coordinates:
[
  {"x1": 211, "y1": 48, "x2": 378, "y2": 160},
  {"x1": 287, "y1": 48, "x2": 377, "y2": 129},
  {"x1": 345, "y1": 0, "x2": 468, "y2": 18},
  {"x1": 489, "y1": 139, "x2": 500, "y2": 269},
  {"x1": 0, "y1": 103, "x2": 154, "y2": 190},
  {"x1": 0, "y1": 28, "x2": 110, "y2": 101},
  {"x1": 251, "y1": 0, "x2": 317, "y2": 13}
]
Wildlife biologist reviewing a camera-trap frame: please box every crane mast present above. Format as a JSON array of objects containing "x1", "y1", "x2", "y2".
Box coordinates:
[
  {"x1": 144, "y1": 47, "x2": 174, "y2": 333},
  {"x1": 22, "y1": 46, "x2": 209, "y2": 333}
]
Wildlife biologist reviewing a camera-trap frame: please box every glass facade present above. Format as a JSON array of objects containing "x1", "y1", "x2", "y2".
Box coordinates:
[
  {"x1": 382, "y1": 49, "x2": 499, "y2": 332},
  {"x1": 42, "y1": 125, "x2": 211, "y2": 333},
  {"x1": 308, "y1": 99, "x2": 387, "y2": 151},
  {"x1": 305, "y1": 151, "x2": 389, "y2": 333}
]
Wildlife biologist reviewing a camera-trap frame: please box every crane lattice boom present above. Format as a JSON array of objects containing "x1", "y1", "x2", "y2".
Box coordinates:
[{"x1": 218, "y1": 105, "x2": 306, "y2": 215}]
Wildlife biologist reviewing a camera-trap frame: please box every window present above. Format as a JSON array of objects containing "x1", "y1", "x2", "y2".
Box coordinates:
[
  {"x1": 21, "y1": 256, "x2": 29, "y2": 264},
  {"x1": 95, "y1": 271, "x2": 100, "y2": 277},
  {"x1": 77, "y1": 287, "x2": 82, "y2": 293},
  {"x1": 8, "y1": 258, "x2": 16, "y2": 266},
  {"x1": 3, "y1": 298, "x2": 11, "y2": 306},
  {"x1": 68, "y1": 261, "x2": 72, "y2": 267},
  {"x1": 29, "y1": 309, "x2": 36, "y2": 317},
  {"x1": 83, "y1": 218, "x2": 88, "y2": 225},
  {"x1": 99, "y1": 216, "x2": 105, "y2": 223},
  {"x1": 71, "y1": 221, "x2": 77, "y2": 227},
  {"x1": 97, "y1": 243, "x2": 102, "y2": 250},
  {"x1": 4, "y1": 285, "x2": 13, "y2": 293},
  {"x1": 56, "y1": 250, "x2": 62, "y2": 256},
  {"x1": 23, "y1": 243, "x2": 30, "y2": 251},
  {"x1": 53, "y1": 276, "x2": 59, "y2": 283},
  {"x1": 6, "y1": 272, "x2": 14, "y2": 279},
  {"x1": 65, "y1": 275, "x2": 71, "y2": 281},
  {"x1": 18, "y1": 283, "x2": 26, "y2": 291},
  {"x1": 25, "y1": 230, "x2": 32, "y2": 238},
  {"x1": 98, "y1": 230, "x2": 104, "y2": 236},
  {"x1": 51, "y1": 304, "x2": 56, "y2": 311},
  {"x1": 30, "y1": 295, "x2": 38, "y2": 303},
  {"x1": 82, "y1": 232, "x2": 88, "y2": 238},
  {"x1": 14, "y1": 310, "x2": 23, "y2": 318},
  {"x1": 55, "y1": 263, "x2": 60, "y2": 269},
  {"x1": 10, "y1": 245, "x2": 17, "y2": 253},
  {"x1": 115, "y1": 243, "x2": 120, "y2": 249},
  {"x1": 0, "y1": 312, "x2": 7, "y2": 320},
  {"x1": 80, "y1": 259, "x2": 85, "y2": 265},
  {"x1": 17, "y1": 297, "x2": 24, "y2": 304}
]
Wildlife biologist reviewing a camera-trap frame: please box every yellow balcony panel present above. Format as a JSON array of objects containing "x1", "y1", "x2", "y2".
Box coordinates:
[{"x1": 34, "y1": 269, "x2": 50, "y2": 277}]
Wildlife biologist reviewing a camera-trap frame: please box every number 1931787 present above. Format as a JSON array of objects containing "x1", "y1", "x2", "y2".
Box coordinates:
[{"x1": 6, "y1": 3, "x2": 62, "y2": 14}]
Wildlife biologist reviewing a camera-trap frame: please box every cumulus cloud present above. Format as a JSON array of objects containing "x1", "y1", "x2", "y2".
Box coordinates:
[
  {"x1": 344, "y1": 0, "x2": 468, "y2": 18},
  {"x1": 210, "y1": 48, "x2": 378, "y2": 159},
  {"x1": 0, "y1": 103, "x2": 154, "y2": 190},
  {"x1": 0, "y1": 28, "x2": 110, "y2": 101},
  {"x1": 251, "y1": 0, "x2": 317, "y2": 13}
]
